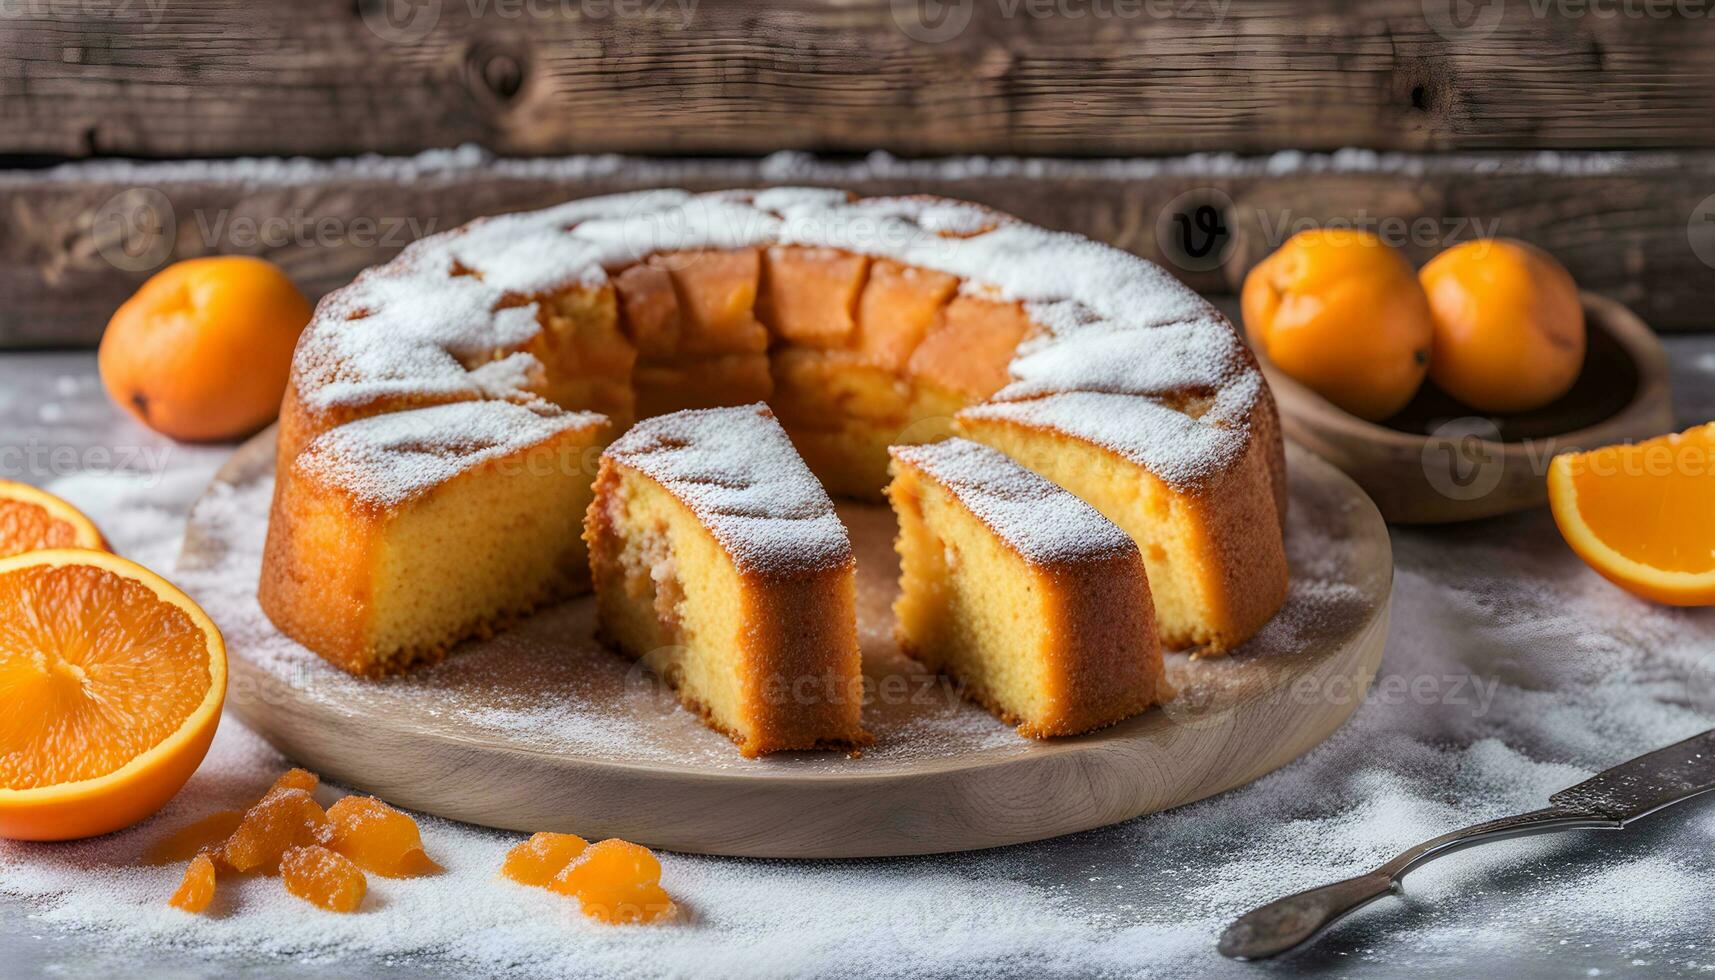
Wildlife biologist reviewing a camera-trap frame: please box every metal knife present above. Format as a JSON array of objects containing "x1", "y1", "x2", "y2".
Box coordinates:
[{"x1": 1218, "y1": 727, "x2": 1715, "y2": 961}]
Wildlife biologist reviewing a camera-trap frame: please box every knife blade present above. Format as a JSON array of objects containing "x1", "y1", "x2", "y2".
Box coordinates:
[{"x1": 1550, "y1": 727, "x2": 1715, "y2": 822}]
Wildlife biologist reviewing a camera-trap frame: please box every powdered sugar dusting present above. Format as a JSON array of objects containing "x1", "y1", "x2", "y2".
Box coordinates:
[
  {"x1": 891, "y1": 438, "x2": 1135, "y2": 566},
  {"x1": 297, "y1": 401, "x2": 605, "y2": 507},
  {"x1": 603, "y1": 404, "x2": 851, "y2": 576},
  {"x1": 960, "y1": 391, "x2": 1249, "y2": 489},
  {"x1": 776, "y1": 196, "x2": 1213, "y2": 331},
  {"x1": 995, "y1": 316, "x2": 1250, "y2": 404},
  {"x1": 287, "y1": 186, "x2": 1263, "y2": 499}
]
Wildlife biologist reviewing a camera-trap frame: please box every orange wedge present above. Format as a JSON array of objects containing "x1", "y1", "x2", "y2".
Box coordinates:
[
  {"x1": 0, "y1": 549, "x2": 226, "y2": 840},
  {"x1": 1548, "y1": 422, "x2": 1715, "y2": 606},
  {"x1": 0, "y1": 480, "x2": 106, "y2": 558}
]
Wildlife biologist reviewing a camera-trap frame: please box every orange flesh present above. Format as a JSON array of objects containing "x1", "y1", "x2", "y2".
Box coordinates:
[
  {"x1": 146, "y1": 809, "x2": 244, "y2": 864},
  {"x1": 1566, "y1": 428, "x2": 1715, "y2": 574},
  {"x1": 281, "y1": 844, "x2": 367, "y2": 913},
  {"x1": 550, "y1": 838, "x2": 674, "y2": 924},
  {"x1": 502, "y1": 832, "x2": 589, "y2": 887},
  {"x1": 326, "y1": 795, "x2": 440, "y2": 878},
  {"x1": 220, "y1": 787, "x2": 332, "y2": 874},
  {"x1": 0, "y1": 563, "x2": 210, "y2": 789},
  {"x1": 169, "y1": 853, "x2": 217, "y2": 913},
  {"x1": 0, "y1": 499, "x2": 83, "y2": 558}
]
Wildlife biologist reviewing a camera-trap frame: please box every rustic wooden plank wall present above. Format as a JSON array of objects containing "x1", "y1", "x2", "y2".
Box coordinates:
[
  {"x1": 4, "y1": 0, "x2": 1713, "y2": 158},
  {"x1": 1, "y1": 0, "x2": 1713, "y2": 345},
  {"x1": 7, "y1": 150, "x2": 1715, "y2": 346}
]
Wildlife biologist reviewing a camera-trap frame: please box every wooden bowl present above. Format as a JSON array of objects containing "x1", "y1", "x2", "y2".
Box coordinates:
[{"x1": 1256, "y1": 292, "x2": 1675, "y2": 524}]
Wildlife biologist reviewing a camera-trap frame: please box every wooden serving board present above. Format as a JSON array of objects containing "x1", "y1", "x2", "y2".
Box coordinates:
[{"x1": 179, "y1": 432, "x2": 1391, "y2": 858}]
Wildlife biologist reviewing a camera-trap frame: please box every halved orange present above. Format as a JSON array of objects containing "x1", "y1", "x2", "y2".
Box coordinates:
[
  {"x1": 0, "y1": 480, "x2": 107, "y2": 558},
  {"x1": 0, "y1": 549, "x2": 226, "y2": 840},
  {"x1": 1548, "y1": 422, "x2": 1715, "y2": 606}
]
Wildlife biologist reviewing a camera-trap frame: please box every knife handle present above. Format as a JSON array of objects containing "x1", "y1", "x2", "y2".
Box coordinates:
[{"x1": 1218, "y1": 806, "x2": 1618, "y2": 960}]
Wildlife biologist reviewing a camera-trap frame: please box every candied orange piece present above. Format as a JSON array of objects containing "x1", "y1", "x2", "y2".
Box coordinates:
[
  {"x1": 280, "y1": 845, "x2": 366, "y2": 913},
  {"x1": 168, "y1": 853, "x2": 217, "y2": 914},
  {"x1": 145, "y1": 809, "x2": 244, "y2": 865},
  {"x1": 758, "y1": 246, "x2": 869, "y2": 348},
  {"x1": 550, "y1": 838, "x2": 675, "y2": 925},
  {"x1": 502, "y1": 832, "x2": 589, "y2": 888},
  {"x1": 853, "y1": 259, "x2": 959, "y2": 371},
  {"x1": 907, "y1": 294, "x2": 1033, "y2": 400},
  {"x1": 220, "y1": 787, "x2": 332, "y2": 875},
  {"x1": 269, "y1": 768, "x2": 318, "y2": 796},
  {"x1": 326, "y1": 796, "x2": 440, "y2": 878}
]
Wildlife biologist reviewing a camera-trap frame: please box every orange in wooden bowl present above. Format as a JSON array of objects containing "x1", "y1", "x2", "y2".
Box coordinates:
[
  {"x1": 1420, "y1": 238, "x2": 1586, "y2": 414},
  {"x1": 0, "y1": 479, "x2": 106, "y2": 558},
  {"x1": 1242, "y1": 229, "x2": 1435, "y2": 422},
  {"x1": 99, "y1": 256, "x2": 313, "y2": 442},
  {"x1": 0, "y1": 549, "x2": 226, "y2": 840},
  {"x1": 1548, "y1": 422, "x2": 1715, "y2": 606}
]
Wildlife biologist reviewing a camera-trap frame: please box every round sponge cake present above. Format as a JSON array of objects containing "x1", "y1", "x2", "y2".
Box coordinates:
[{"x1": 261, "y1": 188, "x2": 1288, "y2": 675}]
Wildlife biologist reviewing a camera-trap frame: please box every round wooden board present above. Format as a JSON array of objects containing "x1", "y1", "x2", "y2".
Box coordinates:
[
  {"x1": 179, "y1": 431, "x2": 1390, "y2": 858},
  {"x1": 1259, "y1": 292, "x2": 1676, "y2": 525}
]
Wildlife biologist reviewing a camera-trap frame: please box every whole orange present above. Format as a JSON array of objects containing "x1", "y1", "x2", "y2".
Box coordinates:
[
  {"x1": 99, "y1": 256, "x2": 313, "y2": 442},
  {"x1": 1419, "y1": 239, "x2": 1585, "y2": 414},
  {"x1": 1241, "y1": 229, "x2": 1435, "y2": 421}
]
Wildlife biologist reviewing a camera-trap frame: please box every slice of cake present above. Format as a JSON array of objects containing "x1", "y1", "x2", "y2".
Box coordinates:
[
  {"x1": 258, "y1": 401, "x2": 610, "y2": 677},
  {"x1": 956, "y1": 390, "x2": 1287, "y2": 654},
  {"x1": 886, "y1": 438, "x2": 1168, "y2": 737},
  {"x1": 584, "y1": 404, "x2": 868, "y2": 756}
]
